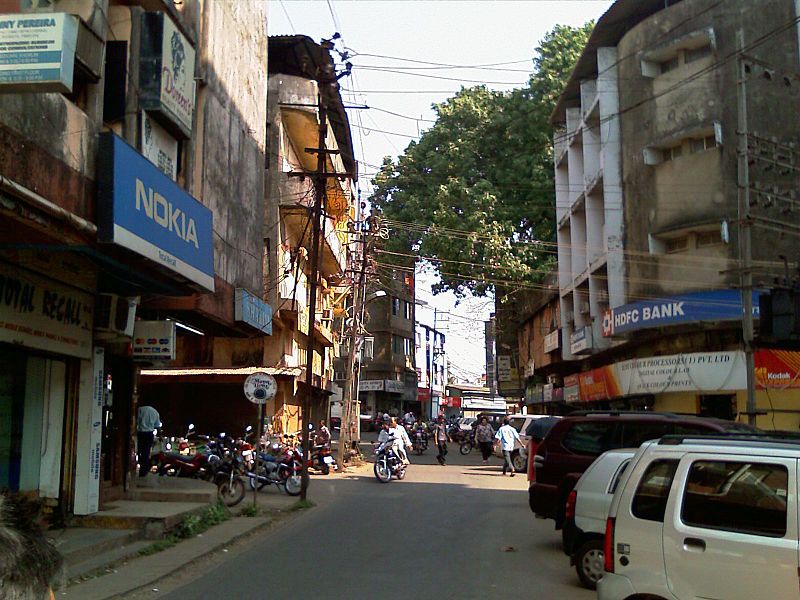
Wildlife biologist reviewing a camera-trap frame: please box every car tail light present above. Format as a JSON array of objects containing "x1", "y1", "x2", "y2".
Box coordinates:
[
  {"x1": 527, "y1": 440, "x2": 537, "y2": 482},
  {"x1": 604, "y1": 517, "x2": 615, "y2": 573},
  {"x1": 565, "y1": 490, "x2": 577, "y2": 520}
]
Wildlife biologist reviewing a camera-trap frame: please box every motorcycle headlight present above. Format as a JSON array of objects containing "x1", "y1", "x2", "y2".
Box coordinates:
[{"x1": 166, "y1": 443, "x2": 172, "y2": 450}]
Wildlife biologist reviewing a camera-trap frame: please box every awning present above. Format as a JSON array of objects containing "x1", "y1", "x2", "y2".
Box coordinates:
[{"x1": 140, "y1": 366, "x2": 303, "y2": 384}]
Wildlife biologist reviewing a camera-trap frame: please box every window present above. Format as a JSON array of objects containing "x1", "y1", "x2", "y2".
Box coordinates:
[
  {"x1": 696, "y1": 230, "x2": 722, "y2": 248},
  {"x1": 391, "y1": 297, "x2": 400, "y2": 316},
  {"x1": 682, "y1": 461, "x2": 788, "y2": 537},
  {"x1": 632, "y1": 459, "x2": 679, "y2": 522},
  {"x1": 621, "y1": 423, "x2": 670, "y2": 447},
  {"x1": 662, "y1": 144, "x2": 683, "y2": 162},
  {"x1": 660, "y1": 56, "x2": 679, "y2": 74},
  {"x1": 562, "y1": 422, "x2": 620, "y2": 455},
  {"x1": 685, "y1": 45, "x2": 712, "y2": 64},
  {"x1": 666, "y1": 236, "x2": 689, "y2": 253},
  {"x1": 689, "y1": 135, "x2": 717, "y2": 154},
  {"x1": 609, "y1": 460, "x2": 631, "y2": 494},
  {"x1": 403, "y1": 301, "x2": 412, "y2": 320},
  {"x1": 392, "y1": 335, "x2": 403, "y2": 354}
]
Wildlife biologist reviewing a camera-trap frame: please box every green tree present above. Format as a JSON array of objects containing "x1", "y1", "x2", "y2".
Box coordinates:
[{"x1": 371, "y1": 23, "x2": 593, "y2": 297}]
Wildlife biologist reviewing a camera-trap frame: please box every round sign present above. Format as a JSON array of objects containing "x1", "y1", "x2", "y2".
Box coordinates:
[{"x1": 243, "y1": 372, "x2": 277, "y2": 405}]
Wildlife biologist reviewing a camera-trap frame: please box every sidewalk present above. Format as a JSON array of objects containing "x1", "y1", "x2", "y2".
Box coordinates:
[{"x1": 59, "y1": 470, "x2": 356, "y2": 599}]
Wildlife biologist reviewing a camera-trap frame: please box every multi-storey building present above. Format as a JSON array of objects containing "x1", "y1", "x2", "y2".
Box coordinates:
[
  {"x1": 541, "y1": 0, "x2": 800, "y2": 426},
  {"x1": 0, "y1": 0, "x2": 269, "y2": 515},
  {"x1": 358, "y1": 270, "x2": 417, "y2": 420},
  {"x1": 415, "y1": 318, "x2": 447, "y2": 419},
  {"x1": 261, "y1": 35, "x2": 354, "y2": 434}
]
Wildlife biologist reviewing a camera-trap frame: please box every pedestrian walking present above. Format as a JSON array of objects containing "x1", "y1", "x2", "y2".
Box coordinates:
[
  {"x1": 494, "y1": 417, "x2": 520, "y2": 476},
  {"x1": 433, "y1": 416, "x2": 449, "y2": 466},
  {"x1": 474, "y1": 416, "x2": 495, "y2": 463},
  {"x1": 137, "y1": 405, "x2": 161, "y2": 477}
]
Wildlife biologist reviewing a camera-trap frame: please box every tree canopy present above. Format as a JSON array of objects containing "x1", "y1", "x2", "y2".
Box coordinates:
[{"x1": 370, "y1": 23, "x2": 593, "y2": 297}]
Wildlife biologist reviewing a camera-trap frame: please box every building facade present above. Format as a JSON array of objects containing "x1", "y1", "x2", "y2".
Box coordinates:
[
  {"x1": 540, "y1": 0, "x2": 800, "y2": 426},
  {"x1": 415, "y1": 319, "x2": 447, "y2": 419},
  {"x1": 358, "y1": 270, "x2": 417, "y2": 420},
  {"x1": 0, "y1": 0, "x2": 269, "y2": 517}
]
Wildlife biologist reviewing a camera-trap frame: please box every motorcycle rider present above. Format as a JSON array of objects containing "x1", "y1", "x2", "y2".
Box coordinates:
[
  {"x1": 315, "y1": 419, "x2": 331, "y2": 447},
  {"x1": 389, "y1": 417, "x2": 412, "y2": 465}
]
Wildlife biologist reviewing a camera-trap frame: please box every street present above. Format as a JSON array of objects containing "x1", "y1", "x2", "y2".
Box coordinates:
[{"x1": 139, "y1": 444, "x2": 591, "y2": 600}]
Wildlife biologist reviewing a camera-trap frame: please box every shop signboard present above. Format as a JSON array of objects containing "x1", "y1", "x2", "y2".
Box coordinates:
[
  {"x1": 570, "y1": 326, "x2": 593, "y2": 355},
  {"x1": 755, "y1": 350, "x2": 800, "y2": 389},
  {"x1": 384, "y1": 379, "x2": 405, "y2": 394},
  {"x1": 0, "y1": 13, "x2": 78, "y2": 93},
  {"x1": 542, "y1": 383, "x2": 553, "y2": 403},
  {"x1": 74, "y1": 347, "x2": 104, "y2": 515},
  {"x1": 139, "y1": 12, "x2": 196, "y2": 137},
  {"x1": 359, "y1": 379, "x2": 384, "y2": 392},
  {"x1": 132, "y1": 320, "x2": 176, "y2": 361},
  {"x1": 234, "y1": 288, "x2": 272, "y2": 335},
  {"x1": 0, "y1": 263, "x2": 93, "y2": 359},
  {"x1": 543, "y1": 330, "x2": 560, "y2": 353},
  {"x1": 602, "y1": 289, "x2": 762, "y2": 337},
  {"x1": 141, "y1": 111, "x2": 178, "y2": 180},
  {"x1": 417, "y1": 388, "x2": 430, "y2": 401},
  {"x1": 497, "y1": 355, "x2": 512, "y2": 381},
  {"x1": 564, "y1": 374, "x2": 580, "y2": 403},
  {"x1": 97, "y1": 133, "x2": 214, "y2": 291}
]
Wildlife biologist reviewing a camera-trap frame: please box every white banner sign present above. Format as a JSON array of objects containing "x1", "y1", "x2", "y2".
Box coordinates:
[
  {"x1": 613, "y1": 351, "x2": 746, "y2": 396},
  {"x1": 543, "y1": 330, "x2": 560, "y2": 353},
  {"x1": 497, "y1": 355, "x2": 512, "y2": 382},
  {"x1": 0, "y1": 263, "x2": 93, "y2": 359},
  {"x1": 74, "y1": 347, "x2": 104, "y2": 515},
  {"x1": 0, "y1": 13, "x2": 78, "y2": 92},
  {"x1": 160, "y1": 16, "x2": 195, "y2": 134},
  {"x1": 132, "y1": 320, "x2": 176, "y2": 361},
  {"x1": 359, "y1": 379, "x2": 384, "y2": 392},
  {"x1": 141, "y1": 111, "x2": 178, "y2": 180}
]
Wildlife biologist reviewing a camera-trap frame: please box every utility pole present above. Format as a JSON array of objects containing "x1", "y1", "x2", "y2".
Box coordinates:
[
  {"x1": 428, "y1": 307, "x2": 437, "y2": 418},
  {"x1": 338, "y1": 218, "x2": 371, "y2": 466},
  {"x1": 736, "y1": 30, "x2": 757, "y2": 427}
]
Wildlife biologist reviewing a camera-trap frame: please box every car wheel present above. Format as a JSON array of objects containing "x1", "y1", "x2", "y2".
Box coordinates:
[
  {"x1": 511, "y1": 450, "x2": 526, "y2": 473},
  {"x1": 575, "y1": 539, "x2": 605, "y2": 590}
]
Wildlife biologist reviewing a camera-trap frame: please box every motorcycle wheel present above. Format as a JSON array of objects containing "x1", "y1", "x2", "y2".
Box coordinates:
[
  {"x1": 320, "y1": 463, "x2": 330, "y2": 475},
  {"x1": 374, "y1": 460, "x2": 392, "y2": 483},
  {"x1": 459, "y1": 442, "x2": 473, "y2": 455},
  {"x1": 284, "y1": 474, "x2": 302, "y2": 496},
  {"x1": 218, "y1": 476, "x2": 246, "y2": 507}
]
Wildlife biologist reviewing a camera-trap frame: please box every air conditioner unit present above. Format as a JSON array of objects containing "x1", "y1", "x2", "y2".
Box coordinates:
[
  {"x1": 578, "y1": 302, "x2": 591, "y2": 315},
  {"x1": 95, "y1": 294, "x2": 137, "y2": 339}
]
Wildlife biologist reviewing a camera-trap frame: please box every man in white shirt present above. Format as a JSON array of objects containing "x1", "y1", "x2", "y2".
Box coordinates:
[
  {"x1": 137, "y1": 405, "x2": 162, "y2": 477},
  {"x1": 494, "y1": 417, "x2": 521, "y2": 477}
]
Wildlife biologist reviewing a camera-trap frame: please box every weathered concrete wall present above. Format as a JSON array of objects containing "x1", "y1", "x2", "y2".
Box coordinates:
[
  {"x1": 617, "y1": 0, "x2": 800, "y2": 298},
  {"x1": 177, "y1": 0, "x2": 267, "y2": 293}
]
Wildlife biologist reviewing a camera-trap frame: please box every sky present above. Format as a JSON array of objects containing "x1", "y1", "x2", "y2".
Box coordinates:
[{"x1": 269, "y1": 0, "x2": 614, "y2": 381}]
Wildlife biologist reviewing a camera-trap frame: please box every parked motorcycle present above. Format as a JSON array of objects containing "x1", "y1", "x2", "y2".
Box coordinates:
[
  {"x1": 459, "y1": 430, "x2": 476, "y2": 455},
  {"x1": 373, "y1": 437, "x2": 406, "y2": 483},
  {"x1": 309, "y1": 444, "x2": 337, "y2": 475},
  {"x1": 152, "y1": 428, "x2": 222, "y2": 480},
  {"x1": 247, "y1": 442, "x2": 303, "y2": 496},
  {"x1": 214, "y1": 440, "x2": 247, "y2": 507}
]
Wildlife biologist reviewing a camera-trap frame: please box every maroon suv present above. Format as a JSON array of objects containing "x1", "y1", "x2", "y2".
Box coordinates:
[{"x1": 529, "y1": 411, "x2": 757, "y2": 528}]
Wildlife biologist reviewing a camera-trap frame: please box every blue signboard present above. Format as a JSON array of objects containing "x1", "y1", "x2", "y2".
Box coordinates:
[
  {"x1": 235, "y1": 288, "x2": 272, "y2": 335},
  {"x1": 97, "y1": 133, "x2": 214, "y2": 291},
  {"x1": 602, "y1": 289, "x2": 762, "y2": 337}
]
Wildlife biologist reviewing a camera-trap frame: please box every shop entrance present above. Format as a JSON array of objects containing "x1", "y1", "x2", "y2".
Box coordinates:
[
  {"x1": 0, "y1": 346, "x2": 66, "y2": 499},
  {"x1": 100, "y1": 356, "x2": 133, "y2": 498},
  {"x1": 699, "y1": 394, "x2": 736, "y2": 420}
]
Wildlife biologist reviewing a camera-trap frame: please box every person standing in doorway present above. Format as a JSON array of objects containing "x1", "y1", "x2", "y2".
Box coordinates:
[
  {"x1": 494, "y1": 417, "x2": 520, "y2": 476},
  {"x1": 433, "y1": 416, "x2": 449, "y2": 466},
  {"x1": 475, "y1": 416, "x2": 495, "y2": 463},
  {"x1": 137, "y1": 405, "x2": 161, "y2": 477}
]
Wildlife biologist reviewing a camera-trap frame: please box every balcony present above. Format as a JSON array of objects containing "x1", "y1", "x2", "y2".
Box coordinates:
[{"x1": 281, "y1": 207, "x2": 347, "y2": 275}]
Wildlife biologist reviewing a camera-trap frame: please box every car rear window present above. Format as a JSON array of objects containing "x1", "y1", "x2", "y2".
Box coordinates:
[
  {"x1": 620, "y1": 422, "x2": 671, "y2": 447},
  {"x1": 681, "y1": 460, "x2": 788, "y2": 537},
  {"x1": 632, "y1": 459, "x2": 679, "y2": 522},
  {"x1": 562, "y1": 422, "x2": 619, "y2": 455}
]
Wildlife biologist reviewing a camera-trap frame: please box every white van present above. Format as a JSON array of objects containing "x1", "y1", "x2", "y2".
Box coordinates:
[
  {"x1": 562, "y1": 448, "x2": 635, "y2": 589},
  {"x1": 600, "y1": 435, "x2": 798, "y2": 600}
]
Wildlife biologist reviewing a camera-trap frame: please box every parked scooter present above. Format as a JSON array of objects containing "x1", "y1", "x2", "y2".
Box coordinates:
[
  {"x1": 373, "y1": 437, "x2": 406, "y2": 483},
  {"x1": 152, "y1": 426, "x2": 222, "y2": 480},
  {"x1": 247, "y1": 441, "x2": 303, "y2": 496}
]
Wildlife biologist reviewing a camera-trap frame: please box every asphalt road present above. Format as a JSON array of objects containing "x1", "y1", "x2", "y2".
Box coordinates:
[{"x1": 156, "y1": 442, "x2": 593, "y2": 600}]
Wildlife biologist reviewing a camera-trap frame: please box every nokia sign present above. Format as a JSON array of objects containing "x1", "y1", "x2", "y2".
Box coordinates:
[{"x1": 97, "y1": 133, "x2": 214, "y2": 291}]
